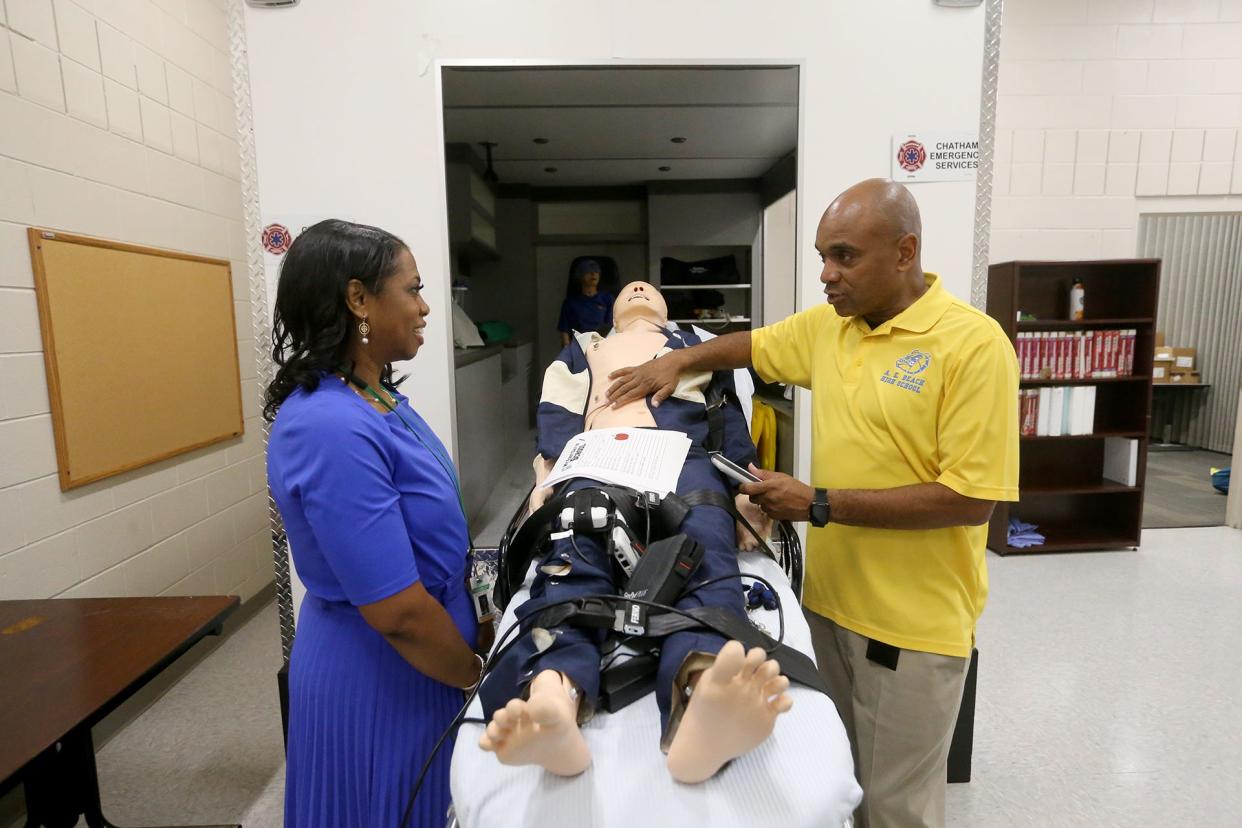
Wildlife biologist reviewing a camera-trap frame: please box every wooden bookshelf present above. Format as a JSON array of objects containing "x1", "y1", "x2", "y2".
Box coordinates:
[{"x1": 986, "y1": 259, "x2": 1160, "y2": 555}]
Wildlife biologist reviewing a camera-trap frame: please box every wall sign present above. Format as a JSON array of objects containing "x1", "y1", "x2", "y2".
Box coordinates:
[{"x1": 892, "y1": 131, "x2": 979, "y2": 182}]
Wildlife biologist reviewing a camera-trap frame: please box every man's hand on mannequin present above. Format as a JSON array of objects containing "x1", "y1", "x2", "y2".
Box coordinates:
[
  {"x1": 607, "y1": 330, "x2": 753, "y2": 408},
  {"x1": 606, "y1": 350, "x2": 685, "y2": 407}
]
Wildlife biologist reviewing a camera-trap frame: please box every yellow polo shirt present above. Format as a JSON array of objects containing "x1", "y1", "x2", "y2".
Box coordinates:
[{"x1": 751, "y1": 274, "x2": 1018, "y2": 657}]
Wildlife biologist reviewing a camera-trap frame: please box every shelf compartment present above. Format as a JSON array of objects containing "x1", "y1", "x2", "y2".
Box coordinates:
[
  {"x1": 1018, "y1": 437, "x2": 1141, "y2": 490},
  {"x1": 990, "y1": 260, "x2": 1162, "y2": 321},
  {"x1": 1017, "y1": 318, "x2": 1153, "y2": 329},
  {"x1": 991, "y1": 491, "x2": 1143, "y2": 555}
]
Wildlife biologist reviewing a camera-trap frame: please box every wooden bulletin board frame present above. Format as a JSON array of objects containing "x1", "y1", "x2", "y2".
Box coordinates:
[{"x1": 28, "y1": 229, "x2": 245, "y2": 491}]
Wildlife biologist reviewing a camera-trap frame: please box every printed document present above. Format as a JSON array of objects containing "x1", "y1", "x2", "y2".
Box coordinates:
[{"x1": 542, "y1": 428, "x2": 690, "y2": 495}]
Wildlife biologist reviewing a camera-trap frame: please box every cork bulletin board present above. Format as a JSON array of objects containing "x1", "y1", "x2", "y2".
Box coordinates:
[{"x1": 28, "y1": 229, "x2": 244, "y2": 490}]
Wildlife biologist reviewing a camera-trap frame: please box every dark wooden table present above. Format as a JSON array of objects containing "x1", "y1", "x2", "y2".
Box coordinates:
[{"x1": 0, "y1": 596, "x2": 240, "y2": 828}]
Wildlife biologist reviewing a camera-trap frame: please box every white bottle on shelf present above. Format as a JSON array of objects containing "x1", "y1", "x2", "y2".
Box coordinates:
[{"x1": 1069, "y1": 280, "x2": 1085, "y2": 320}]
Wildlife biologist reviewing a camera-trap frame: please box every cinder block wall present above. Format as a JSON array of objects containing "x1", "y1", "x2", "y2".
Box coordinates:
[
  {"x1": 0, "y1": 0, "x2": 270, "y2": 601},
  {"x1": 990, "y1": 0, "x2": 1242, "y2": 262}
]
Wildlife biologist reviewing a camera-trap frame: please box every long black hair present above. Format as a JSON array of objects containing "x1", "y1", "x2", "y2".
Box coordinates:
[{"x1": 263, "y1": 219, "x2": 408, "y2": 421}]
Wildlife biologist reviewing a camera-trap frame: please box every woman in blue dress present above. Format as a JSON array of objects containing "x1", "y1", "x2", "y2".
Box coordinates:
[
  {"x1": 264, "y1": 219, "x2": 485, "y2": 827},
  {"x1": 557, "y1": 258, "x2": 615, "y2": 346}
]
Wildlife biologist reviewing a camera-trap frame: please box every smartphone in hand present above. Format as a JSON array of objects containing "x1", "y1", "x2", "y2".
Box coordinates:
[{"x1": 709, "y1": 452, "x2": 761, "y2": 485}]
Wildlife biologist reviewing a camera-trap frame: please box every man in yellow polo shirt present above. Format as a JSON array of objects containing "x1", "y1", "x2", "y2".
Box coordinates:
[{"x1": 606, "y1": 179, "x2": 1018, "y2": 828}]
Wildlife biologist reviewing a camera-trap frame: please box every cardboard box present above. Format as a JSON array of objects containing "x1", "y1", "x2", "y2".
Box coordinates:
[
  {"x1": 1154, "y1": 346, "x2": 1175, "y2": 361},
  {"x1": 1171, "y1": 347, "x2": 1196, "y2": 370},
  {"x1": 1152, "y1": 365, "x2": 1170, "y2": 383},
  {"x1": 1170, "y1": 371, "x2": 1201, "y2": 384},
  {"x1": 1156, "y1": 330, "x2": 1165, "y2": 347}
]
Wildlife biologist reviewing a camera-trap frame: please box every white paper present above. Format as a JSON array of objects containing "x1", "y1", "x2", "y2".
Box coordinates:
[{"x1": 542, "y1": 428, "x2": 691, "y2": 495}]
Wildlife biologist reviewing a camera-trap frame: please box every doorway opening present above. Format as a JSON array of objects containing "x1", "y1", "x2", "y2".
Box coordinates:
[{"x1": 437, "y1": 64, "x2": 801, "y2": 541}]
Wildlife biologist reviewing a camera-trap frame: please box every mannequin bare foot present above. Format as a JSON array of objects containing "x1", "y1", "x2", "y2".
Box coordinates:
[
  {"x1": 478, "y1": 670, "x2": 591, "y2": 776},
  {"x1": 665, "y1": 640, "x2": 793, "y2": 784}
]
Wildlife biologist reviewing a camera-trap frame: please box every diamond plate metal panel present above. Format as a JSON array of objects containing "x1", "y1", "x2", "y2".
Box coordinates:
[
  {"x1": 971, "y1": 0, "x2": 1004, "y2": 309},
  {"x1": 228, "y1": 0, "x2": 294, "y2": 665}
]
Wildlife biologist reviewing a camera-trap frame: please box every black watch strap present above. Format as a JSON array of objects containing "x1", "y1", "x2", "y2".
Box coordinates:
[{"x1": 809, "y1": 488, "x2": 830, "y2": 527}]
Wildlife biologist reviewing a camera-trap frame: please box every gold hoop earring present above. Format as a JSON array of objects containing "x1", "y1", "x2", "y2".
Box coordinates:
[{"x1": 359, "y1": 316, "x2": 371, "y2": 345}]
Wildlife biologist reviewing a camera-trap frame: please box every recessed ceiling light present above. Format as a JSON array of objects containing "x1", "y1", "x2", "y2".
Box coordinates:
[
  {"x1": 658, "y1": 166, "x2": 672, "y2": 172},
  {"x1": 544, "y1": 166, "x2": 558, "y2": 173},
  {"x1": 670, "y1": 137, "x2": 687, "y2": 144},
  {"x1": 533, "y1": 137, "x2": 549, "y2": 144}
]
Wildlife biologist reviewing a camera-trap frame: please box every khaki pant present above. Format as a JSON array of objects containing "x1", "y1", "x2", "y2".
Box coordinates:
[{"x1": 805, "y1": 610, "x2": 970, "y2": 828}]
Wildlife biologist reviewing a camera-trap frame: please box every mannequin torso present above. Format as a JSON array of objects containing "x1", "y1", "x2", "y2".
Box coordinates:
[{"x1": 583, "y1": 329, "x2": 667, "y2": 430}]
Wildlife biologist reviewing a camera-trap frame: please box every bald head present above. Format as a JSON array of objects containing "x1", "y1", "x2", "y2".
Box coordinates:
[
  {"x1": 825, "y1": 178, "x2": 921, "y2": 241},
  {"x1": 814, "y1": 179, "x2": 927, "y2": 325}
]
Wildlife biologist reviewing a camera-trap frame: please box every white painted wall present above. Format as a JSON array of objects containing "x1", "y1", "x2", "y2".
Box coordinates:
[
  {"x1": 990, "y1": 0, "x2": 1242, "y2": 262},
  {"x1": 243, "y1": 0, "x2": 988, "y2": 468},
  {"x1": 0, "y1": 0, "x2": 269, "y2": 601}
]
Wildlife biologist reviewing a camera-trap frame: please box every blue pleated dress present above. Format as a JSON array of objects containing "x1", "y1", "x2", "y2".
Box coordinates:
[{"x1": 268, "y1": 376, "x2": 477, "y2": 828}]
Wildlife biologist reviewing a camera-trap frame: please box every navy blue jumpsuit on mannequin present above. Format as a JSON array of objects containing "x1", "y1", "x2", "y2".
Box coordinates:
[{"x1": 480, "y1": 329, "x2": 756, "y2": 745}]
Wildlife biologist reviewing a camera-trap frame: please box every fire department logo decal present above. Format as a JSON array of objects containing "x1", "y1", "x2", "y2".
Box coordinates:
[
  {"x1": 262, "y1": 223, "x2": 292, "y2": 255},
  {"x1": 897, "y1": 140, "x2": 927, "y2": 173}
]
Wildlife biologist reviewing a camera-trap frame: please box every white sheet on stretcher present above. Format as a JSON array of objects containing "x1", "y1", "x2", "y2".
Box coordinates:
[{"x1": 450, "y1": 551, "x2": 863, "y2": 828}]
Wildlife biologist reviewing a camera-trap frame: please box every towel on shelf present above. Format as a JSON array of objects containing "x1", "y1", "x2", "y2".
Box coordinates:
[
  {"x1": 750, "y1": 399, "x2": 777, "y2": 471},
  {"x1": 1007, "y1": 517, "x2": 1045, "y2": 549}
]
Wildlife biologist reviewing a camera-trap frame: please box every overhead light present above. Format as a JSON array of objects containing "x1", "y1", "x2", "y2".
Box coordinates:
[
  {"x1": 544, "y1": 167, "x2": 558, "y2": 173},
  {"x1": 658, "y1": 166, "x2": 671, "y2": 172},
  {"x1": 533, "y1": 137, "x2": 550, "y2": 144},
  {"x1": 670, "y1": 137, "x2": 687, "y2": 144}
]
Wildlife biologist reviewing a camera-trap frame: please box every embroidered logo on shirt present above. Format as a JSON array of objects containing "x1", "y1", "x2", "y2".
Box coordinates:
[
  {"x1": 881, "y1": 349, "x2": 932, "y2": 394},
  {"x1": 895, "y1": 349, "x2": 932, "y2": 374}
]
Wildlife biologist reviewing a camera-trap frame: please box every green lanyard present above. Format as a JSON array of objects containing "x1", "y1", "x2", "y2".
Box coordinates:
[{"x1": 353, "y1": 378, "x2": 470, "y2": 528}]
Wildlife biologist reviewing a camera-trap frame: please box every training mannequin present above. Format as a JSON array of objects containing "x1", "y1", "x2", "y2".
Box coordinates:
[{"x1": 478, "y1": 282, "x2": 789, "y2": 784}]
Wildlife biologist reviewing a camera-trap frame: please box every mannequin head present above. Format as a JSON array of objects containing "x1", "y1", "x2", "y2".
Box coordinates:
[{"x1": 612, "y1": 281, "x2": 668, "y2": 332}]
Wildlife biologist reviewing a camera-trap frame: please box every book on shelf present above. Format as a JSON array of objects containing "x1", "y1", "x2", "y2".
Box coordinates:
[
  {"x1": 1102, "y1": 437, "x2": 1139, "y2": 486},
  {"x1": 1019, "y1": 386, "x2": 1097, "y2": 437},
  {"x1": 1016, "y1": 329, "x2": 1135, "y2": 380}
]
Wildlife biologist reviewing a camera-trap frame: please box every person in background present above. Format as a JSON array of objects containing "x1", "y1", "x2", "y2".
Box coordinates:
[
  {"x1": 264, "y1": 219, "x2": 488, "y2": 828},
  {"x1": 558, "y1": 258, "x2": 615, "y2": 346},
  {"x1": 605, "y1": 179, "x2": 1019, "y2": 828}
]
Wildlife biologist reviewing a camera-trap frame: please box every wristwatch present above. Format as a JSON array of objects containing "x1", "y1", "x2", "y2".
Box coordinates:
[{"x1": 809, "y1": 488, "x2": 831, "y2": 528}]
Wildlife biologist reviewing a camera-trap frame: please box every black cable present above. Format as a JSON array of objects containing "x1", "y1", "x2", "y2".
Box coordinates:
[
  {"x1": 680, "y1": 572, "x2": 786, "y2": 646},
  {"x1": 397, "y1": 612, "x2": 530, "y2": 828}
]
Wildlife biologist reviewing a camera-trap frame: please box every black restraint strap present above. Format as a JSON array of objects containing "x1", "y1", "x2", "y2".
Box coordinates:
[
  {"x1": 534, "y1": 601, "x2": 829, "y2": 698},
  {"x1": 680, "y1": 488, "x2": 778, "y2": 564},
  {"x1": 648, "y1": 606, "x2": 828, "y2": 696},
  {"x1": 704, "y1": 385, "x2": 727, "y2": 454}
]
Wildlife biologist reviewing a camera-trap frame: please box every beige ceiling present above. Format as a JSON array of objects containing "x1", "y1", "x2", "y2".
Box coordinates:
[{"x1": 442, "y1": 67, "x2": 799, "y2": 187}]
